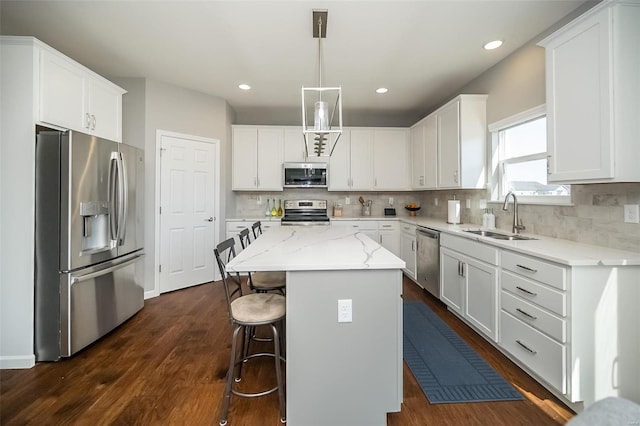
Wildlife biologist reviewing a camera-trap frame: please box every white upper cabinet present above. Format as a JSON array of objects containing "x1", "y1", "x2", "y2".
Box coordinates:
[
  {"x1": 232, "y1": 126, "x2": 284, "y2": 191},
  {"x1": 329, "y1": 128, "x2": 373, "y2": 191},
  {"x1": 349, "y1": 129, "x2": 373, "y2": 190},
  {"x1": 284, "y1": 126, "x2": 327, "y2": 163},
  {"x1": 410, "y1": 114, "x2": 437, "y2": 190},
  {"x1": 539, "y1": 1, "x2": 640, "y2": 183},
  {"x1": 373, "y1": 128, "x2": 410, "y2": 190},
  {"x1": 436, "y1": 95, "x2": 487, "y2": 189},
  {"x1": 39, "y1": 47, "x2": 124, "y2": 142}
]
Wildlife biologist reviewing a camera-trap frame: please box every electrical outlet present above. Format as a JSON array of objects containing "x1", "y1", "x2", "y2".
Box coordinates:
[
  {"x1": 624, "y1": 204, "x2": 639, "y2": 224},
  {"x1": 338, "y1": 299, "x2": 352, "y2": 323},
  {"x1": 257, "y1": 195, "x2": 262, "y2": 205},
  {"x1": 434, "y1": 198, "x2": 438, "y2": 206},
  {"x1": 479, "y1": 199, "x2": 487, "y2": 209},
  {"x1": 389, "y1": 197, "x2": 394, "y2": 206},
  {"x1": 466, "y1": 199, "x2": 471, "y2": 209},
  {"x1": 345, "y1": 197, "x2": 351, "y2": 205}
]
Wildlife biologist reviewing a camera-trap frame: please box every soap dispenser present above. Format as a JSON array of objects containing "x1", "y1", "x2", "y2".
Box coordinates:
[{"x1": 487, "y1": 208, "x2": 496, "y2": 230}]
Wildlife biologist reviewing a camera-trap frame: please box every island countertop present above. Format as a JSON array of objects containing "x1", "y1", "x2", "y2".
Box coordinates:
[{"x1": 226, "y1": 226, "x2": 405, "y2": 272}]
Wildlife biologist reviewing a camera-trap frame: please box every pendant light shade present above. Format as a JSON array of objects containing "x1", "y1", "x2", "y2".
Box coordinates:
[{"x1": 301, "y1": 9, "x2": 343, "y2": 157}]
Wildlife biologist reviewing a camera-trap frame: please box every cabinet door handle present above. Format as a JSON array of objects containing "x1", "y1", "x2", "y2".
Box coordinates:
[
  {"x1": 254, "y1": 177, "x2": 257, "y2": 187},
  {"x1": 411, "y1": 240, "x2": 415, "y2": 252},
  {"x1": 91, "y1": 114, "x2": 97, "y2": 130},
  {"x1": 85, "y1": 113, "x2": 92, "y2": 129},
  {"x1": 516, "y1": 286, "x2": 537, "y2": 296},
  {"x1": 379, "y1": 235, "x2": 382, "y2": 243},
  {"x1": 516, "y1": 339, "x2": 537, "y2": 354},
  {"x1": 516, "y1": 264, "x2": 538, "y2": 273},
  {"x1": 453, "y1": 170, "x2": 458, "y2": 183},
  {"x1": 547, "y1": 155, "x2": 551, "y2": 175},
  {"x1": 516, "y1": 308, "x2": 537, "y2": 320}
]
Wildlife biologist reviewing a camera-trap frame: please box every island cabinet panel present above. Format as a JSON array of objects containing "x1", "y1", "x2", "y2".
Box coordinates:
[
  {"x1": 539, "y1": 1, "x2": 640, "y2": 183},
  {"x1": 286, "y1": 269, "x2": 402, "y2": 426}
]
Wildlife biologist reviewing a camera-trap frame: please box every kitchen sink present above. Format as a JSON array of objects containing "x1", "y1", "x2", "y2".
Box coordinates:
[{"x1": 463, "y1": 229, "x2": 537, "y2": 241}]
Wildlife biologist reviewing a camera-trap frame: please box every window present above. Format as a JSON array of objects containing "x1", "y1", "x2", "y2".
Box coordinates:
[{"x1": 489, "y1": 106, "x2": 570, "y2": 204}]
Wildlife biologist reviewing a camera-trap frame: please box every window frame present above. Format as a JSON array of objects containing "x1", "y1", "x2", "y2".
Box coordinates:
[{"x1": 488, "y1": 105, "x2": 571, "y2": 206}]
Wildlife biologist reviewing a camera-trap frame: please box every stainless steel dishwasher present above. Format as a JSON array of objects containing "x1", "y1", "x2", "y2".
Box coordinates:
[{"x1": 416, "y1": 227, "x2": 440, "y2": 298}]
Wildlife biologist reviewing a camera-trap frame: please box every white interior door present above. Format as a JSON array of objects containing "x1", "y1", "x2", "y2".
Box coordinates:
[{"x1": 159, "y1": 133, "x2": 218, "y2": 293}]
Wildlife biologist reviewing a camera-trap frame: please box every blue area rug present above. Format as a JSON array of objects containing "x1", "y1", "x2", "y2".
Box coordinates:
[{"x1": 403, "y1": 300, "x2": 523, "y2": 404}]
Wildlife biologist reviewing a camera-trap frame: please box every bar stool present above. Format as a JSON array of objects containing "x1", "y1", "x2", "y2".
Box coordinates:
[
  {"x1": 238, "y1": 228, "x2": 286, "y2": 295},
  {"x1": 214, "y1": 238, "x2": 286, "y2": 426},
  {"x1": 251, "y1": 221, "x2": 263, "y2": 239}
]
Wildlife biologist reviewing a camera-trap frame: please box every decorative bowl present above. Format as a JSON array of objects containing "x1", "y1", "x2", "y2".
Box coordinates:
[{"x1": 404, "y1": 206, "x2": 421, "y2": 216}]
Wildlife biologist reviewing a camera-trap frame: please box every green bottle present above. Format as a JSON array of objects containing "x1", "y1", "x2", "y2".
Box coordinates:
[{"x1": 271, "y1": 198, "x2": 277, "y2": 217}]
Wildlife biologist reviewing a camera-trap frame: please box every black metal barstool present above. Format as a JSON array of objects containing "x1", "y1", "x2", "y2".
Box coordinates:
[
  {"x1": 251, "y1": 221, "x2": 263, "y2": 239},
  {"x1": 214, "y1": 238, "x2": 286, "y2": 425},
  {"x1": 238, "y1": 228, "x2": 286, "y2": 295}
]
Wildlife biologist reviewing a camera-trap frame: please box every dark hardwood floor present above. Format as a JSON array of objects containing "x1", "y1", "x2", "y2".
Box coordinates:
[{"x1": 1, "y1": 276, "x2": 574, "y2": 425}]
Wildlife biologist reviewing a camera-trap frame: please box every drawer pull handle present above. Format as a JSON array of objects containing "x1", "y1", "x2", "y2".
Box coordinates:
[
  {"x1": 516, "y1": 286, "x2": 537, "y2": 296},
  {"x1": 516, "y1": 308, "x2": 537, "y2": 320},
  {"x1": 516, "y1": 340, "x2": 537, "y2": 354},
  {"x1": 516, "y1": 264, "x2": 538, "y2": 273}
]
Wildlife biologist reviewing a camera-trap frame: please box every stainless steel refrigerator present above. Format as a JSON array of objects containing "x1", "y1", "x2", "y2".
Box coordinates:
[{"x1": 35, "y1": 129, "x2": 145, "y2": 361}]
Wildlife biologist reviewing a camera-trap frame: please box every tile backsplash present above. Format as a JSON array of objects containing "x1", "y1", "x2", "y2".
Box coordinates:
[
  {"x1": 233, "y1": 190, "x2": 423, "y2": 219},
  {"x1": 231, "y1": 183, "x2": 640, "y2": 253},
  {"x1": 419, "y1": 183, "x2": 640, "y2": 253}
]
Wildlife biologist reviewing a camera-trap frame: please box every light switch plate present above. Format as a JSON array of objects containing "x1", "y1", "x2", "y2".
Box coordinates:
[
  {"x1": 345, "y1": 197, "x2": 351, "y2": 205},
  {"x1": 624, "y1": 204, "x2": 639, "y2": 224}
]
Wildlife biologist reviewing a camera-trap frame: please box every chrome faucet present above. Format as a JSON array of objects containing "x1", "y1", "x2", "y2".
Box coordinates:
[{"x1": 502, "y1": 191, "x2": 526, "y2": 234}]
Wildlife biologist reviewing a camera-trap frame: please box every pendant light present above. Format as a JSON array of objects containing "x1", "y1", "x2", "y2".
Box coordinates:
[{"x1": 301, "y1": 9, "x2": 343, "y2": 157}]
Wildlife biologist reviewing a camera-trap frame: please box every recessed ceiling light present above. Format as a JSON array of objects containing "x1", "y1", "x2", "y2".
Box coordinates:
[
  {"x1": 483, "y1": 40, "x2": 503, "y2": 50},
  {"x1": 376, "y1": 87, "x2": 388, "y2": 94},
  {"x1": 238, "y1": 84, "x2": 251, "y2": 90}
]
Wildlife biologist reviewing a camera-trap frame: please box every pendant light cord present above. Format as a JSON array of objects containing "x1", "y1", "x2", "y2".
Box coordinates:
[{"x1": 317, "y1": 14, "x2": 323, "y2": 101}]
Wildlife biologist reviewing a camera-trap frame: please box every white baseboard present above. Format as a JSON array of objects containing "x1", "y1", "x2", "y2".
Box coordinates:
[
  {"x1": 0, "y1": 354, "x2": 35, "y2": 369},
  {"x1": 144, "y1": 289, "x2": 159, "y2": 300}
]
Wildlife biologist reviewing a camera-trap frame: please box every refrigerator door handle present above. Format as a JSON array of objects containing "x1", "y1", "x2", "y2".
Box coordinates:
[
  {"x1": 117, "y1": 152, "x2": 128, "y2": 245},
  {"x1": 71, "y1": 253, "x2": 143, "y2": 284},
  {"x1": 108, "y1": 152, "x2": 119, "y2": 242}
]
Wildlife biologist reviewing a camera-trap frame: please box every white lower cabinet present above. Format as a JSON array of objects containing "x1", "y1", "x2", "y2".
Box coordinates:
[
  {"x1": 225, "y1": 220, "x2": 280, "y2": 254},
  {"x1": 499, "y1": 250, "x2": 569, "y2": 395},
  {"x1": 440, "y1": 234, "x2": 498, "y2": 341},
  {"x1": 378, "y1": 221, "x2": 400, "y2": 257},
  {"x1": 436, "y1": 230, "x2": 640, "y2": 408},
  {"x1": 399, "y1": 223, "x2": 417, "y2": 279},
  {"x1": 501, "y1": 310, "x2": 566, "y2": 393}
]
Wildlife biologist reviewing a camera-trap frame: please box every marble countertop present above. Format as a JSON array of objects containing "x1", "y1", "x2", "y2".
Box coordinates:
[
  {"x1": 401, "y1": 217, "x2": 640, "y2": 267},
  {"x1": 226, "y1": 226, "x2": 405, "y2": 272},
  {"x1": 225, "y1": 215, "x2": 640, "y2": 267}
]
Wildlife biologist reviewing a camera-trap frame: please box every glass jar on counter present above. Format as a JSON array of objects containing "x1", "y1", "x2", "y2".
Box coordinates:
[{"x1": 333, "y1": 203, "x2": 343, "y2": 217}]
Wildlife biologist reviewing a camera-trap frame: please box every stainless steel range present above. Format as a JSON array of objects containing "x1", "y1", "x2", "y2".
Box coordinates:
[{"x1": 282, "y1": 200, "x2": 330, "y2": 226}]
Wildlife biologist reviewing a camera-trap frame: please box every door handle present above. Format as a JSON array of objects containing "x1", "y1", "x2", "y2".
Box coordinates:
[{"x1": 205, "y1": 217, "x2": 214, "y2": 222}]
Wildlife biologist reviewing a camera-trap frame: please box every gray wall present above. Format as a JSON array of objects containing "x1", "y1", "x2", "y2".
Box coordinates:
[{"x1": 115, "y1": 78, "x2": 233, "y2": 293}]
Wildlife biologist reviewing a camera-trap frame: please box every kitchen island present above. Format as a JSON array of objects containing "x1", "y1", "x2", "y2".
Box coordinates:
[{"x1": 226, "y1": 226, "x2": 405, "y2": 426}]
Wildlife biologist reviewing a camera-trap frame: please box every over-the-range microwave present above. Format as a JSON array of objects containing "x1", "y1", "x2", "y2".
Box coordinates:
[{"x1": 283, "y1": 162, "x2": 328, "y2": 188}]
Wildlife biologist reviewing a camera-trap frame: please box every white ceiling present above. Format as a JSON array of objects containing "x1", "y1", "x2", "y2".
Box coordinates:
[{"x1": 1, "y1": 0, "x2": 592, "y2": 126}]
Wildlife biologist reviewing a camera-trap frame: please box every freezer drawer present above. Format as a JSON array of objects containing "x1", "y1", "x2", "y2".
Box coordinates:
[{"x1": 61, "y1": 253, "x2": 144, "y2": 357}]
